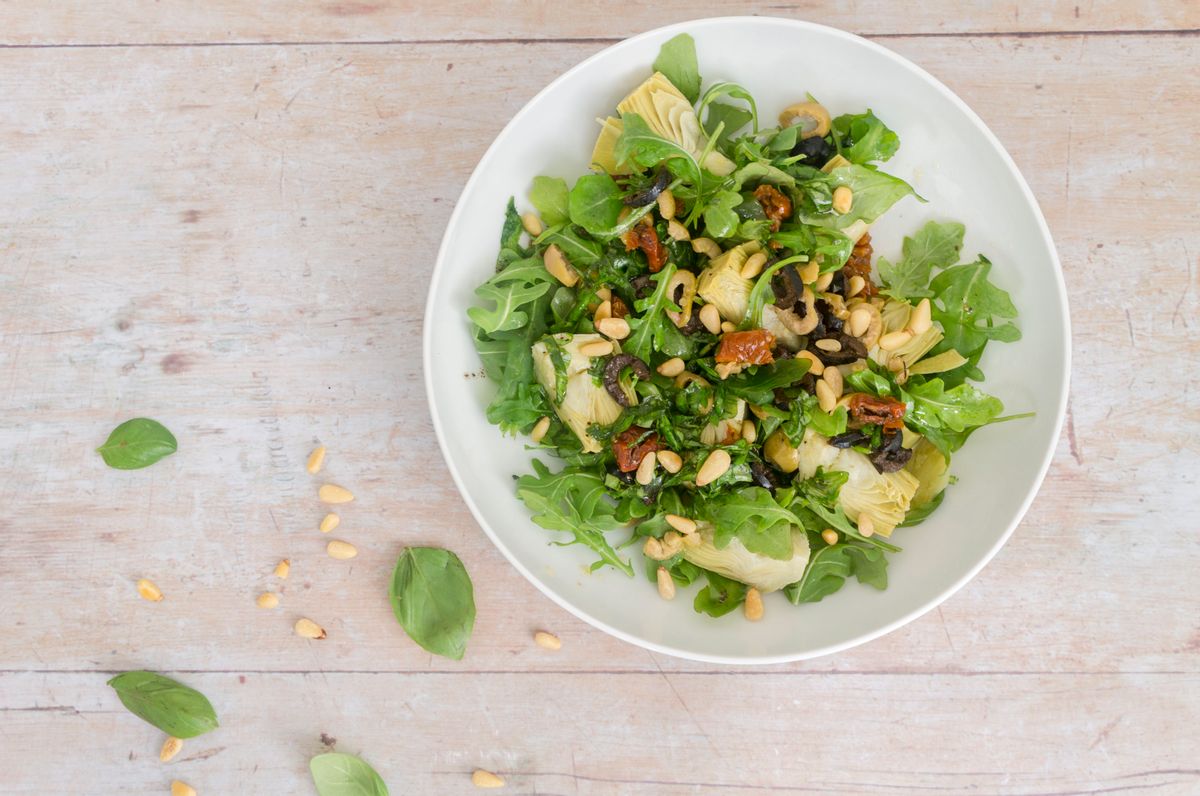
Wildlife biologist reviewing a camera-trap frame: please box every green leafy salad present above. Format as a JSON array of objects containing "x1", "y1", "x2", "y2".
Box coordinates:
[{"x1": 467, "y1": 34, "x2": 1027, "y2": 620}]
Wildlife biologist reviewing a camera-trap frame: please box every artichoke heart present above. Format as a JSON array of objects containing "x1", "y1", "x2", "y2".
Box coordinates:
[
  {"x1": 696, "y1": 242, "x2": 760, "y2": 324},
  {"x1": 606, "y1": 72, "x2": 735, "y2": 177},
  {"x1": 682, "y1": 523, "x2": 810, "y2": 593},
  {"x1": 796, "y1": 428, "x2": 919, "y2": 537},
  {"x1": 903, "y1": 438, "x2": 950, "y2": 510},
  {"x1": 870, "y1": 299, "x2": 944, "y2": 373},
  {"x1": 590, "y1": 116, "x2": 628, "y2": 175},
  {"x1": 762, "y1": 304, "x2": 804, "y2": 350},
  {"x1": 531, "y1": 333, "x2": 629, "y2": 453}
]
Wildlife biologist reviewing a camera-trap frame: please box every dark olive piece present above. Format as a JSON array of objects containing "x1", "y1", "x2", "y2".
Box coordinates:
[
  {"x1": 808, "y1": 332, "x2": 866, "y2": 366},
  {"x1": 869, "y1": 431, "x2": 913, "y2": 473},
  {"x1": 790, "y1": 134, "x2": 833, "y2": 166},
  {"x1": 830, "y1": 430, "x2": 871, "y2": 449},
  {"x1": 750, "y1": 461, "x2": 784, "y2": 493},
  {"x1": 771, "y1": 266, "x2": 806, "y2": 311},
  {"x1": 603, "y1": 353, "x2": 651, "y2": 408},
  {"x1": 623, "y1": 167, "x2": 671, "y2": 207}
]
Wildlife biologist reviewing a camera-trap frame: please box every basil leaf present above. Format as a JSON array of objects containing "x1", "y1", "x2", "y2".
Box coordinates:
[
  {"x1": 798, "y1": 164, "x2": 919, "y2": 230},
  {"x1": 614, "y1": 113, "x2": 701, "y2": 186},
  {"x1": 721, "y1": 358, "x2": 811, "y2": 404},
  {"x1": 831, "y1": 110, "x2": 899, "y2": 164},
  {"x1": 107, "y1": 671, "x2": 218, "y2": 738},
  {"x1": 693, "y1": 569, "x2": 746, "y2": 617},
  {"x1": 653, "y1": 33, "x2": 701, "y2": 103},
  {"x1": 785, "y1": 543, "x2": 888, "y2": 604},
  {"x1": 536, "y1": 226, "x2": 602, "y2": 266},
  {"x1": 389, "y1": 548, "x2": 476, "y2": 660},
  {"x1": 929, "y1": 256, "x2": 1021, "y2": 362},
  {"x1": 702, "y1": 190, "x2": 742, "y2": 239},
  {"x1": 96, "y1": 418, "x2": 178, "y2": 470},
  {"x1": 704, "y1": 487, "x2": 796, "y2": 560},
  {"x1": 878, "y1": 220, "x2": 965, "y2": 301},
  {"x1": 905, "y1": 377, "x2": 1004, "y2": 434},
  {"x1": 310, "y1": 753, "x2": 389, "y2": 796},
  {"x1": 529, "y1": 176, "x2": 569, "y2": 227},
  {"x1": 568, "y1": 173, "x2": 624, "y2": 236}
]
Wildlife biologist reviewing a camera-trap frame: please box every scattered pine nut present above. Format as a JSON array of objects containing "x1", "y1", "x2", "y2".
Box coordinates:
[
  {"x1": 858, "y1": 513, "x2": 876, "y2": 538},
  {"x1": 832, "y1": 185, "x2": 853, "y2": 214},
  {"x1": 137, "y1": 578, "x2": 163, "y2": 603},
  {"x1": 326, "y1": 540, "x2": 358, "y2": 560},
  {"x1": 593, "y1": 299, "x2": 612, "y2": 324},
  {"x1": 741, "y1": 419, "x2": 757, "y2": 443},
  {"x1": 256, "y1": 592, "x2": 279, "y2": 609},
  {"x1": 273, "y1": 559, "x2": 291, "y2": 579},
  {"x1": 657, "y1": 357, "x2": 685, "y2": 377},
  {"x1": 472, "y1": 769, "x2": 505, "y2": 789},
  {"x1": 799, "y1": 260, "x2": 820, "y2": 284},
  {"x1": 695, "y1": 449, "x2": 732, "y2": 487},
  {"x1": 656, "y1": 450, "x2": 683, "y2": 473},
  {"x1": 665, "y1": 514, "x2": 697, "y2": 535},
  {"x1": 720, "y1": 321, "x2": 737, "y2": 334},
  {"x1": 596, "y1": 286, "x2": 612, "y2": 302},
  {"x1": 699, "y1": 304, "x2": 721, "y2": 334},
  {"x1": 848, "y1": 307, "x2": 872, "y2": 338},
  {"x1": 319, "y1": 513, "x2": 340, "y2": 533},
  {"x1": 533, "y1": 630, "x2": 562, "y2": 651},
  {"x1": 691, "y1": 237, "x2": 722, "y2": 258},
  {"x1": 821, "y1": 529, "x2": 839, "y2": 546},
  {"x1": 543, "y1": 244, "x2": 579, "y2": 287},
  {"x1": 815, "y1": 338, "x2": 842, "y2": 352},
  {"x1": 814, "y1": 272, "x2": 834, "y2": 292},
  {"x1": 170, "y1": 782, "x2": 197, "y2": 796},
  {"x1": 159, "y1": 736, "x2": 183, "y2": 763},
  {"x1": 579, "y1": 339, "x2": 613, "y2": 358},
  {"x1": 908, "y1": 298, "x2": 933, "y2": 335},
  {"x1": 656, "y1": 566, "x2": 676, "y2": 600},
  {"x1": 294, "y1": 618, "x2": 327, "y2": 639},
  {"x1": 520, "y1": 212, "x2": 543, "y2": 237},
  {"x1": 796, "y1": 350, "x2": 824, "y2": 376},
  {"x1": 878, "y1": 330, "x2": 913, "y2": 351},
  {"x1": 661, "y1": 531, "x2": 684, "y2": 556},
  {"x1": 681, "y1": 531, "x2": 701, "y2": 548},
  {"x1": 597, "y1": 317, "x2": 631, "y2": 340},
  {"x1": 816, "y1": 380, "x2": 837, "y2": 413},
  {"x1": 635, "y1": 451, "x2": 657, "y2": 485},
  {"x1": 642, "y1": 536, "x2": 666, "y2": 560},
  {"x1": 657, "y1": 188, "x2": 676, "y2": 220},
  {"x1": 306, "y1": 445, "x2": 326, "y2": 475},
  {"x1": 318, "y1": 484, "x2": 355, "y2": 504},
  {"x1": 667, "y1": 218, "x2": 690, "y2": 241},
  {"x1": 530, "y1": 416, "x2": 551, "y2": 444},
  {"x1": 740, "y1": 252, "x2": 768, "y2": 279},
  {"x1": 846, "y1": 275, "x2": 866, "y2": 298},
  {"x1": 744, "y1": 588, "x2": 764, "y2": 621},
  {"x1": 822, "y1": 366, "x2": 844, "y2": 398}
]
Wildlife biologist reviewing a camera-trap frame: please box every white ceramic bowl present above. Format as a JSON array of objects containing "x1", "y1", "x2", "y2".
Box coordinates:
[{"x1": 424, "y1": 17, "x2": 1069, "y2": 663}]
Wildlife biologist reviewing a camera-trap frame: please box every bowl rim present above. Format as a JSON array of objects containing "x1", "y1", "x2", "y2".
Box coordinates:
[{"x1": 423, "y1": 15, "x2": 1071, "y2": 664}]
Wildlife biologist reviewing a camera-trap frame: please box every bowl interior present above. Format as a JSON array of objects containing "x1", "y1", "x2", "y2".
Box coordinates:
[{"x1": 424, "y1": 17, "x2": 1068, "y2": 663}]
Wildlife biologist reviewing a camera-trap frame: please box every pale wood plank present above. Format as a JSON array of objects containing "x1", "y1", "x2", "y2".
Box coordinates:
[
  {"x1": 1, "y1": 1, "x2": 1197, "y2": 46},
  {"x1": 1, "y1": 36, "x2": 1196, "y2": 680},
  {"x1": 2, "y1": 671, "x2": 1197, "y2": 794}
]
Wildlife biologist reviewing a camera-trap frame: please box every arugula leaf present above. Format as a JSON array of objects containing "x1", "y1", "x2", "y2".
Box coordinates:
[
  {"x1": 698, "y1": 81, "x2": 758, "y2": 142},
  {"x1": 878, "y1": 220, "x2": 965, "y2": 300},
  {"x1": 529, "y1": 176, "x2": 569, "y2": 226},
  {"x1": 310, "y1": 753, "x2": 389, "y2": 796},
  {"x1": 568, "y1": 173, "x2": 625, "y2": 236},
  {"x1": 624, "y1": 264, "x2": 692, "y2": 362},
  {"x1": 516, "y1": 459, "x2": 634, "y2": 576},
  {"x1": 900, "y1": 490, "x2": 945, "y2": 527},
  {"x1": 704, "y1": 487, "x2": 796, "y2": 560},
  {"x1": 798, "y1": 164, "x2": 919, "y2": 230},
  {"x1": 495, "y1": 198, "x2": 528, "y2": 269},
  {"x1": 832, "y1": 110, "x2": 899, "y2": 164},
  {"x1": 536, "y1": 225, "x2": 602, "y2": 265},
  {"x1": 693, "y1": 569, "x2": 747, "y2": 617},
  {"x1": 905, "y1": 377, "x2": 1004, "y2": 433},
  {"x1": 784, "y1": 543, "x2": 888, "y2": 604},
  {"x1": 930, "y1": 256, "x2": 1021, "y2": 364},
  {"x1": 705, "y1": 103, "x2": 753, "y2": 146},
  {"x1": 703, "y1": 190, "x2": 743, "y2": 239},
  {"x1": 389, "y1": 547, "x2": 476, "y2": 660},
  {"x1": 653, "y1": 33, "x2": 701, "y2": 103},
  {"x1": 108, "y1": 671, "x2": 218, "y2": 738},
  {"x1": 721, "y1": 358, "x2": 812, "y2": 404},
  {"x1": 614, "y1": 113, "x2": 701, "y2": 186},
  {"x1": 97, "y1": 418, "x2": 177, "y2": 470},
  {"x1": 467, "y1": 256, "x2": 555, "y2": 335},
  {"x1": 770, "y1": 225, "x2": 853, "y2": 271}
]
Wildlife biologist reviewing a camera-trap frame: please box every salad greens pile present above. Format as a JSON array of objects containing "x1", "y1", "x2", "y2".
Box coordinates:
[{"x1": 467, "y1": 34, "x2": 1026, "y2": 620}]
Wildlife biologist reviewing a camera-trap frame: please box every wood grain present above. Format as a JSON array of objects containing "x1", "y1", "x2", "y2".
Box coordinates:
[{"x1": 0, "y1": 14, "x2": 1197, "y2": 796}]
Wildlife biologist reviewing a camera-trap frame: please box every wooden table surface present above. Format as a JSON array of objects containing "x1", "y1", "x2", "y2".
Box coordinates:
[{"x1": 2, "y1": 3, "x2": 1198, "y2": 794}]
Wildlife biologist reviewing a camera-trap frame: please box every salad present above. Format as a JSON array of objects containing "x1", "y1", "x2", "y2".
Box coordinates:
[{"x1": 467, "y1": 34, "x2": 1026, "y2": 620}]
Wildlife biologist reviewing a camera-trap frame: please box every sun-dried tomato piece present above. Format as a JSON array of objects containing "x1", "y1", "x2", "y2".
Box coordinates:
[
  {"x1": 842, "y1": 232, "x2": 876, "y2": 297},
  {"x1": 715, "y1": 329, "x2": 776, "y2": 365},
  {"x1": 754, "y1": 185, "x2": 793, "y2": 232},
  {"x1": 612, "y1": 426, "x2": 661, "y2": 472},
  {"x1": 634, "y1": 223, "x2": 668, "y2": 273},
  {"x1": 848, "y1": 392, "x2": 907, "y2": 432}
]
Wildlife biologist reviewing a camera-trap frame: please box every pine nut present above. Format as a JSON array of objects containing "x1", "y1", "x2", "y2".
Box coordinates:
[
  {"x1": 543, "y1": 244, "x2": 580, "y2": 287},
  {"x1": 520, "y1": 212, "x2": 543, "y2": 237},
  {"x1": 256, "y1": 592, "x2": 279, "y2": 609},
  {"x1": 909, "y1": 298, "x2": 932, "y2": 335},
  {"x1": 821, "y1": 529, "x2": 839, "y2": 546},
  {"x1": 665, "y1": 514, "x2": 697, "y2": 535},
  {"x1": 796, "y1": 350, "x2": 824, "y2": 376},
  {"x1": 593, "y1": 299, "x2": 612, "y2": 324},
  {"x1": 748, "y1": 403, "x2": 770, "y2": 420},
  {"x1": 530, "y1": 415, "x2": 551, "y2": 444},
  {"x1": 878, "y1": 330, "x2": 913, "y2": 351},
  {"x1": 320, "y1": 513, "x2": 340, "y2": 533},
  {"x1": 832, "y1": 185, "x2": 853, "y2": 214},
  {"x1": 170, "y1": 782, "x2": 197, "y2": 796},
  {"x1": 667, "y1": 219, "x2": 690, "y2": 241},
  {"x1": 318, "y1": 484, "x2": 354, "y2": 504},
  {"x1": 137, "y1": 578, "x2": 163, "y2": 602},
  {"x1": 681, "y1": 531, "x2": 701, "y2": 548},
  {"x1": 533, "y1": 630, "x2": 561, "y2": 650},
  {"x1": 822, "y1": 366, "x2": 843, "y2": 398},
  {"x1": 635, "y1": 451, "x2": 657, "y2": 485},
  {"x1": 597, "y1": 317, "x2": 630, "y2": 340},
  {"x1": 740, "y1": 252, "x2": 768, "y2": 279},
  {"x1": 661, "y1": 531, "x2": 683, "y2": 556},
  {"x1": 691, "y1": 237, "x2": 722, "y2": 258},
  {"x1": 699, "y1": 304, "x2": 721, "y2": 334},
  {"x1": 160, "y1": 736, "x2": 183, "y2": 763},
  {"x1": 471, "y1": 769, "x2": 505, "y2": 789},
  {"x1": 741, "y1": 419, "x2": 757, "y2": 443},
  {"x1": 273, "y1": 559, "x2": 290, "y2": 579},
  {"x1": 326, "y1": 540, "x2": 358, "y2": 560},
  {"x1": 294, "y1": 618, "x2": 326, "y2": 639},
  {"x1": 596, "y1": 286, "x2": 612, "y2": 302},
  {"x1": 846, "y1": 275, "x2": 866, "y2": 298},
  {"x1": 656, "y1": 450, "x2": 683, "y2": 473},
  {"x1": 816, "y1": 379, "x2": 837, "y2": 413},
  {"x1": 656, "y1": 566, "x2": 676, "y2": 600},
  {"x1": 579, "y1": 339, "x2": 613, "y2": 358},
  {"x1": 720, "y1": 321, "x2": 738, "y2": 334},
  {"x1": 657, "y1": 188, "x2": 676, "y2": 219},
  {"x1": 858, "y1": 513, "x2": 876, "y2": 538},
  {"x1": 643, "y1": 536, "x2": 666, "y2": 560},
  {"x1": 657, "y1": 357, "x2": 685, "y2": 377},
  {"x1": 814, "y1": 272, "x2": 834, "y2": 291},
  {"x1": 799, "y1": 260, "x2": 820, "y2": 284},
  {"x1": 744, "y1": 588, "x2": 764, "y2": 621},
  {"x1": 815, "y1": 338, "x2": 842, "y2": 352},
  {"x1": 695, "y1": 449, "x2": 732, "y2": 486},
  {"x1": 848, "y1": 307, "x2": 872, "y2": 338},
  {"x1": 306, "y1": 445, "x2": 326, "y2": 474}
]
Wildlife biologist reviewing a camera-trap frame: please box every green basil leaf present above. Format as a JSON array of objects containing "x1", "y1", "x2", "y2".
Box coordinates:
[
  {"x1": 107, "y1": 671, "x2": 218, "y2": 738},
  {"x1": 831, "y1": 110, "x2": 899, "y2": 164},
  {"x1": 704, "y1": 487, "x2": 796, "y2": 560},
  {"x1": 798, "y1": 164, "x2": 919, "y2": 230},
  {"x1": 310, "y1": 753, "x2": 389, "y2": 796},
  {"x1": 529, "y1": 176, "x2": 570, "y2": 227},
  {"x1": 389, "y1": 548, "x2": 476, "y2": 660},
  {"x1": 96, "y1": 418, "x2": 177, "y2": 470},
  {"x1": 652, "y1": 33, "x2": 701, "y2": 103},
  {"x1": 568, "y1": 173, "x2": 624, "y2": 236},
  {"x1": 614, "y1": 113, "x2": 701, "y2": 186},
  {"x1": 702, "y1": 190, "x2": 742, "y2": 239},
  {"x1": 693, "y1": 569, "x2": 747, "y2": 617}
]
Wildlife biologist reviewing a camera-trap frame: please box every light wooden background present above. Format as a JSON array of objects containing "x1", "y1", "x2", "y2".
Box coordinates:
[{"x1": 1, "y1": 3, "x2": 1198, "y2": 794}]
